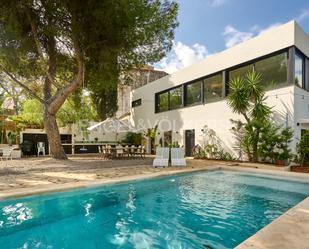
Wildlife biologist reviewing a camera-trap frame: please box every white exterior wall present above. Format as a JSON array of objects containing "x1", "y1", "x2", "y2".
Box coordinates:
[
  {"x1": 294, "y1": 87, "x2": 309, "y2": 146},
  {"x1": 131, "y1": 21, "x2": 309, "y2": 156},
  {"x1": 132, "y1": 86, "x2": 295, "y2": 156}
]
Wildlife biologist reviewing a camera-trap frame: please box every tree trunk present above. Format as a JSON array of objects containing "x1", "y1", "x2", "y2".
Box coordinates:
[
  {"x1": 252, "y1": 144, "x2": 258, "y2": 162},
  {"x1": 252, "y1": 129, "x2": 260, "y2": 163},
  {"x1": 44, "y1": 107, "x2": 67, "y2": 160}
]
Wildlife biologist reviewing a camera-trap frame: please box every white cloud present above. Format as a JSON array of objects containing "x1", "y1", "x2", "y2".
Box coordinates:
[
  {"x1": 296, "y1": 8, "x2": 309, "y2": 22},
  {"x1": 223, "y1": 23, "x2": 282, "y2": 48},
  {"x1": 156, "y1": 41, "x2": 209, "y2": 73},
  {"x1": 208, "y1": 0, "x2": 227, "y2": 7},
  {"x1": 223, "y1": 25, "x2": 253, "y2": 48}
]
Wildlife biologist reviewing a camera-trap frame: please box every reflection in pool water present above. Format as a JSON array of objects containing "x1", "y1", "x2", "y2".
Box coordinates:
[{"x1": 0, "y1": 170, "x2": 308, "y2": 249}]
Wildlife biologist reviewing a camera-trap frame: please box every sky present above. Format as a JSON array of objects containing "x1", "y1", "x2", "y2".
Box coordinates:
[{"x1": 155, "y1": 0, "x2": 309, "y2": 73}]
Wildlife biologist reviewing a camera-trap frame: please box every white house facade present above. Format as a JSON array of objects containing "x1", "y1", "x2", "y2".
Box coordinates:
[{"x1": 130, "y1": 21, "x2": 309, "y2": 157}]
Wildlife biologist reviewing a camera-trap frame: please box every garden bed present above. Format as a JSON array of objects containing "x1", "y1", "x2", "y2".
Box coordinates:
[{"x1": 290, "y1": 166, "x2": 309, "y2": 173}]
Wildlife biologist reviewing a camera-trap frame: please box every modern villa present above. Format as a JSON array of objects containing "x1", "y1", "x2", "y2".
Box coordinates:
[{"x1": 131, "y1": 20, "x2": 309, "y2": 157}]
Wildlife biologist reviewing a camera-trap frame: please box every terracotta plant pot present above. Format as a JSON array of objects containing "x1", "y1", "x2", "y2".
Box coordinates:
[
  {"x1": 275, "y1": 160, "x2": 285, "y2": 166},
  {"x1": 290, "y1": 166, "x2": 309, "y2": 173}
]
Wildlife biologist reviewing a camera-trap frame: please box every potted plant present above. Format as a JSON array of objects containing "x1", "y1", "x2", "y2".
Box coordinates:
[
  {"x1": 275, "y1": 153, "x2": 286, "y2": 166},
  {"x1": 291, "y1": 132, "x2": 309, "y2": 172},
  {"x1": 273, "y1": 127, "x2": 293, "y2": 166}
]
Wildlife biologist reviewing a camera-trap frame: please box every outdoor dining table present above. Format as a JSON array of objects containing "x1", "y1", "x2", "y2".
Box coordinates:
[{"x1": 99, "y1": 145, "x2": 145, "y2": 159}]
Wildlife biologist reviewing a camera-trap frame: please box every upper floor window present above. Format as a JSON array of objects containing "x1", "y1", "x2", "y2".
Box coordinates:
[
  {"x1": 156, "y1": 91, "x2": 169, "y2": 112},
  {"x1": 169, "y1": 86, "x2": 183, "y2": 110},
  {"x1": 228, "y1": 52, "x2": 288, "y2": 91},
  {"x1": 204, "y1": 73, "x2": 223, "y2": 103},
  {"x1": 295, "y1": 52, "x2": 304, "y2": 88},
  {"x1": 228, "y1": 64, "x2": 254, "y2": 82},
  {"x1": 132, "y1": 99, "x2": 142, "y2": 107},
  {"x1": 185, "y1": 80, "x2": 202, "y2": 106},
  {"x1": 255, "y1": 52, "x2": 288, "y2": 90}
]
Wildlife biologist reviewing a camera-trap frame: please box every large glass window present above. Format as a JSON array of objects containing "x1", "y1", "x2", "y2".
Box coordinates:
[
  {"x1": 185, "y1": 81, "x2": 202, "y2": 106},
  {"x1": 157, "y1": 92, "x2": 169, "y2": 112},
  {"x1": 255, "y1": 52, "x2": 288, "y2": 90},
  {"x1": 228, "y1": 64, "x2": 254, "y2": 81},
  {"x1": 295, "y1": 52, "x2": 304, "y2": 88},
  {"x1": 204, "y1": 74, "x2": 223, "y2": 103},
  {"x1": 169, "y1": 86, "x2": 182, "y2": 110},
  {"x1": 228, "y1": 52, "x2": 288, "y2": 90}
]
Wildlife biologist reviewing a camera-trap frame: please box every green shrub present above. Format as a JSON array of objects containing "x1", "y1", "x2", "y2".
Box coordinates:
[
  {"x1": 122, "y1": 132, "x2": 142, "y2": 146},
  {"x1": 259, "y1": 124, "x2": 293, "y2": 163},
  {"x1": 294, "y1": 132, "x2": 309, "y2": 166}
]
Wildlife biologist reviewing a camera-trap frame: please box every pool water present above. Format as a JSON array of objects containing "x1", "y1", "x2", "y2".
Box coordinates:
[{"x1": 0, "y1": 170, "x2": 309, "y2": 249}]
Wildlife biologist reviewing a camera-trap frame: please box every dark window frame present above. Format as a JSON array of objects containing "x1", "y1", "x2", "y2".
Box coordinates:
[
  {"x1": 169, "y1": 85, "x2": 183, "y2": 110},
  {"x1": 155, "y1": 90, "x2": 170, "y2": 113},
  {"x1": 154, "y1": 46, "x2": 308, "y2": 114},
  {"x1": 226, "y1": 48, "x2": 290, "y2": 88},
  {"x1": 295, "y1": 48, "x2": 306, "y2": 89},
  {"x1": 184, "y1": 80, "x2": 203, "y2": 107},
  {"x1": 203, "y1": 73, "x2": 224, "y2": 103},
  {"x1": 132, "y1": 98, "x2": 142, "y2": 108}
]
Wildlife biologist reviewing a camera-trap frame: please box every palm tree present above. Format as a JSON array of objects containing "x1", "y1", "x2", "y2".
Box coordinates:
[{"x1": 227, "y1": 71, "x2": 271, "y2": 162}]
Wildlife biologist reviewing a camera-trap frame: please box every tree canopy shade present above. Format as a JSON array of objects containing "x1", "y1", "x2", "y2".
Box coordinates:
[{"x1": 0, "y1": 0, "x2": 178, "y2": 159}]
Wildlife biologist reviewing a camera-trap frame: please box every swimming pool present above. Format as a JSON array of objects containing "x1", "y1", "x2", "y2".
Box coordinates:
[{"x1": 0, "y1": 170, "x2": 309, "y2": 249}]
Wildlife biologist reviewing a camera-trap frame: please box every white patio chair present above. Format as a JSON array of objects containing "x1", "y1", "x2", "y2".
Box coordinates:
[
  {"x1": 0, "y1": 147, "x2": 14, "y2": 160},
  {"x1": 124, "y1": 145, "x2": 130, "y2": 158},
  {"x1": 98, "y1": 146, "x2": 104, "y2": 158},
  {"x1": 116, "y1": 145, "x2": 123, "y2": 159},
  {"x1": 130, "y1": 145, "x2": 136, "y2": 157},
  {"x1": 37, "y1": 142, "x2": 45, "y2": 156},
  {"x1": 153, "y1": 147, "x2": 169, "y2": 167},
  {"x1": 139, "y1": 145, "x2": 145, "y2": 159},
  {"x1": 105, "y1": 145, "x2": 112, "y2": 159},
  {"x1": 171, "y1": 148, "x2": 186, "y2": 166}
]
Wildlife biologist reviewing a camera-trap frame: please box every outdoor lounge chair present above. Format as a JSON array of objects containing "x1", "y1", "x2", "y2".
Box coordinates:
[
  {"x1": 153, "y1": 147, "x2": 169, "y2": 167},
  {"x1": 171, "y1": 148, "x2": 186, "y2": 166},
  {"x1": 0, "y1": 147, "x2": 14, "y2": 160}
]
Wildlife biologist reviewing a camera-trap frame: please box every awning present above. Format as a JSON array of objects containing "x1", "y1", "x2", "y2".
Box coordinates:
[{"x1": 87, "y1": 117, "x2": 138, "y2": 133}]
